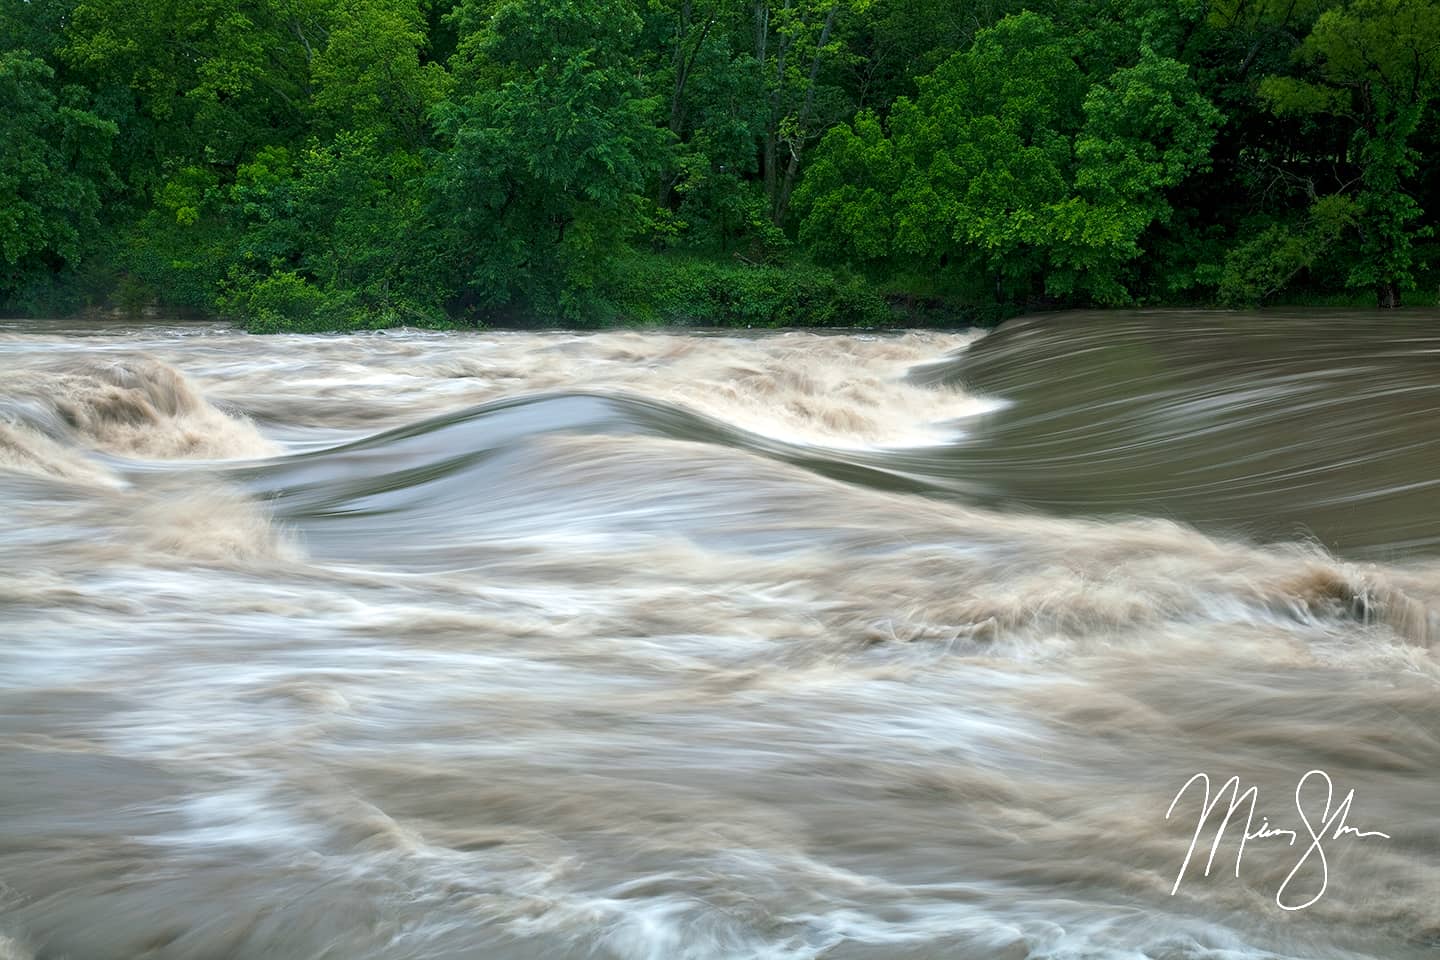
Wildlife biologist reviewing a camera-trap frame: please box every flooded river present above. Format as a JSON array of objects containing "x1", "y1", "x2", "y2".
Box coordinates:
[{"x1": 1, "y1": 312, "x2": 1437, "y2": 959}]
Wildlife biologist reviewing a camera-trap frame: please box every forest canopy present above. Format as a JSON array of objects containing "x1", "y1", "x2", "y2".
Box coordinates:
[{"x1": 3, "y1": 0, "x2": 1438, "y2": 328}]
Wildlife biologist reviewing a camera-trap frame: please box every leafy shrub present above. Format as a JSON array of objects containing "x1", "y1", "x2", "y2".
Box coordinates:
[
  {"x1": 602, "y1": 254, "x2": 890, "y2": 327},
  {"x1": 220, "y1": 270, "x2": 349, "y2": 333},
  {"x1": 1218, "y1": 195, "x2": 1359, "y2": 307}
]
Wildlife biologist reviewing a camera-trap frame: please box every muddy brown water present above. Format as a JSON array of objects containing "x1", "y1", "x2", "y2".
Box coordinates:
[{"x1": 1, "y1": 312, "x2": 1437, "y2": 959}]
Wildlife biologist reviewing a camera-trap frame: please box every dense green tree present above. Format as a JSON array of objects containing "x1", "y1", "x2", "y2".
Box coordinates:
[
  {"x1": 839, "y1": 0, "x2": 1012, "y2": 111},
  {"x1": 1259, "y1": 0, "x2": 1440, "y2": 305},
  {"x1": 310, "y1": 0, "x2": 451, "y2": 148},
  {"x1": 220, "y1": 134, "x2": 442, "y2": 328},
  {"x1": 59, "y1": 0, "x2": 323, "y2": 173},
  {"x1": 1, "y1": 0, "x2": 1436, "y2": 323},
  {"x1": 1218, "y1": 193, "x2": 1360, "y2": 303},
  {"x1": 1059, "y1": 47, "x2": 1222, "y2": 301},
  {"x1": 798, "y1": 12, "x2": 1220, "y2": 305},
  {"x1": 642, "y1": 0, "x2": 766, "y2": 251},
  {"x1": 0, "y1": 0, "x2": 72, "y2": 62},
  {"x1": 0, "y1": 52, "x2": 117, "y2": 302},
  {"x1": 799, "y1": 13, "x2": 1085, "y2": 298},
  {"x1": 431, "y1": 0, "x2": 665, "y2": 317},
  {"x1": 754, "y1": 0, "x2": 860, "y2": 226}
]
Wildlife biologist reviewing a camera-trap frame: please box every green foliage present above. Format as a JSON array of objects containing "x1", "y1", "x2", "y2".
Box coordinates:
[
  {"x1": 798, "y1": 12, "x2": 1220, "y2": 305},
  {"x1": 226, "y1": 134, "x2": 445, "y2": 325},
  {"x1": 222, "y1": 270, "x2": 354, "y2": 333},
  {"x1": 1218, "y1": 194, "x2": 1361, "y2": 305},
  {"x1": 641, "y1": 0, "x2": 768, "y2": 251},
  {"x1": 1254, "y1": 0, "x2": 1440, "y2": 304},
  {"x1": 797, "y1": 111, "x2": 903, "y2": 263},
  {"x1": 310, "y1": 0, "x2": 450, "y2": 147},
  {"x1": 431, "y1": 0, "x2": 665, "y2": 319},
  {"x1": 59, "y1": 0, "x2": 320, "y2": 172},
  {"x1": 3, "y1": 0, "x2": 1438, "y2": 322},
  {"x1": 1059, "y1": 47, "x2": 1223, "y2": 301},
  {"x1": 115, "y1": 209, "x2": 233, "y2": 312},
  {"x1": 602, "y1": 253, "x2": 890, "y2": 327},
  {"x1": 0, "y1": 52, "x2": 117, "y2": 302}
]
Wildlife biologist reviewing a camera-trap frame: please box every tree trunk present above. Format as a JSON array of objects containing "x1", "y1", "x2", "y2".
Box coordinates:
[
  {"x1": 754, "y1": 2, "x2": 772, "y2": 201},
  {"x1": 762, "y1": 1, "x2": 793, "y2": 210},
  {"x1": 772, "y1": 4, "x2": 836, "y2": 226},
  {"x1": 656, "y1": 0, "x2": 694, "y2": 208}
]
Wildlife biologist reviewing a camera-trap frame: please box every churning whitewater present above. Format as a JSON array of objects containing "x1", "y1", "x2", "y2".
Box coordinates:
[{"x1": 1, "y1": 317, "x2": 1437, "y2": 960}]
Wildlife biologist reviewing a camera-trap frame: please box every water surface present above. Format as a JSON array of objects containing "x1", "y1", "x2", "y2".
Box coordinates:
[{"x1": 1, "y1": 312, "x2": 1437, "y2": 959}]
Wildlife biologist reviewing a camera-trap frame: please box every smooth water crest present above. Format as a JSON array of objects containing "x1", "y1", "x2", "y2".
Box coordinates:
[{"x1": 1, "y1": 313, "x2": 1437, "y2": 960}]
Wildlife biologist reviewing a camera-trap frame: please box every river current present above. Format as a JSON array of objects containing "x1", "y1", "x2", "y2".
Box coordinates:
[{"x1": 1, "y1": 312, "x2": 1437, "y2": 959}]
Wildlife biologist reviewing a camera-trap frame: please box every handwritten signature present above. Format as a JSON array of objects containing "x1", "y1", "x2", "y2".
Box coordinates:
[{"x1": 1165, "y1": 769, "x2": 1391, "y2": 910}]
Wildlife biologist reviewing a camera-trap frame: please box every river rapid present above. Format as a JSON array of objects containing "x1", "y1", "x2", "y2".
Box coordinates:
[{"x1": 1, "y1": 312, "x2": 1437, "y2": 960}]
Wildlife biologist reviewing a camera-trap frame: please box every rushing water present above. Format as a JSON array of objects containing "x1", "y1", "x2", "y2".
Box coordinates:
[{"x1": 1, "y1": 312, "x2": 1437, "y2": 960}]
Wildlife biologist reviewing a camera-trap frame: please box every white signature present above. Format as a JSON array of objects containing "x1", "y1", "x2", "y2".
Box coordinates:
[{"x1": 1165, "y1": 769, "x2": 1391, "y2": 910}]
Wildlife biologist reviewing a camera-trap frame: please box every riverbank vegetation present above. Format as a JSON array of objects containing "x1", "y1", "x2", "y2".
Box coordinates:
[{"x1": 3, "y1": 0, "x2": 1439, "y2": 328}]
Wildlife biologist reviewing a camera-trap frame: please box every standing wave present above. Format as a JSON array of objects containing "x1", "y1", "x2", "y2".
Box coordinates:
[{"x1": 0, "y1": 355, "x2": 277, "y2": 471}]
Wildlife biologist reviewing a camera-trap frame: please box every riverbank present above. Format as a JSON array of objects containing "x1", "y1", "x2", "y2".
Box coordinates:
[
  {"x1": 10, "y1": 251, "x2": 1402, "y2": 334},
  {"x1": 8, "y1": 253, "x2": 987, "y2": 333}
]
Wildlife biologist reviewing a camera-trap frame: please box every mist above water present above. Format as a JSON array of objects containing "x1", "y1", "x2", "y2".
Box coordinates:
[{"x1": 1, "y1": 315, "x2": 1437, "y2": 959}]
